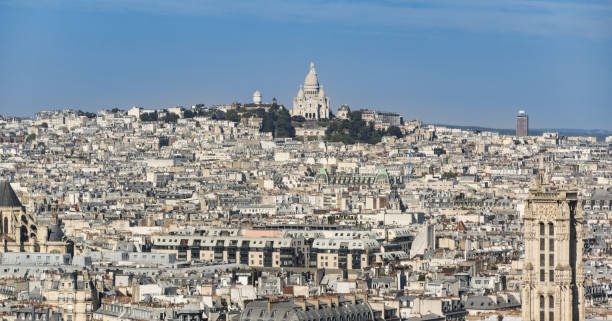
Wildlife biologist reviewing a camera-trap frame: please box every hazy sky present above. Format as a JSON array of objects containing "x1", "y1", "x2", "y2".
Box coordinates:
[{"x1": 1, "y1": 0, "x2": 611, "y2": 129}]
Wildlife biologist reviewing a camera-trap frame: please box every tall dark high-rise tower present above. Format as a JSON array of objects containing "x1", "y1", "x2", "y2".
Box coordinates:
[{"x1": 516, "y1": 110, "x2": 529, "y2": 137}]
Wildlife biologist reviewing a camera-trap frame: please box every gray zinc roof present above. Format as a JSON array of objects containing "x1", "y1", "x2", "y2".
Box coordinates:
[{"x1": 0, "y1": 181, "x2": 22, "y2": 207}]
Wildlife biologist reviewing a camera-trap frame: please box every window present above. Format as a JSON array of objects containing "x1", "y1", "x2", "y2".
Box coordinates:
[
  {"x1": 539, "y1": 295, "x2": 545, "y2": 321},
  {"x1": 549, "y1": 296, "x2": 554, "y2": 321},
  {"x1": 549, "y1": 223, "x2": 555, "y2": 282},
  {"x1": 539, "y1": 223, "x2": 545, "y2": 283}
]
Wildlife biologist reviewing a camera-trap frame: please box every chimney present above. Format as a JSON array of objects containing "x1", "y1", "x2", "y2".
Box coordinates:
[
  {"x1": 294, "y1": 299, "x2": 307, "y2": 311},
  {"x1": 306, "y1": 298, "x2": 320, "y2": 310},
  {"x1": 356, "y1": 292, "x2": 368, "y2": 303},
  {"x1": 319, "y1": 297, "x2": 331, "y2": 308},
  {"x1": 331, "y1": 295, "x2": 339, "y2": 308},
  {"x1": 346, "y1": 294, "x2": 356, "y2": 305}
]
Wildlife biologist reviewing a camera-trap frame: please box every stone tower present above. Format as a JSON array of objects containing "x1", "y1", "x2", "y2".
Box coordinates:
[
  {"x1": 521, "y1": 174, "x2": 585, "y2": 321},
  {"x1": 0, "y1": 181, "x2": 71, "y2": 254}
]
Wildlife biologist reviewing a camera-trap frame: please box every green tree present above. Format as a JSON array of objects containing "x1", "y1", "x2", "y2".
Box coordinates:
[
  {"x1": 183, "y1": 109, "x2": 195, "y2": 118},
  {"x1": 349, "y1": 111, "x2": 362, "y2": 121},
  {"x1": 26, "y1": 133, "x2": 36, "y2": 142},
  {"x1": 442, "y1": 172, "x2": 458, "y2": 179},
  {"x1": 274, "y1": 108, "x2": 295, "y2": 138},
  {"x1": 224, "y1": 109, "x2": 240, "y2": 122},
  {"x1": 163, "y1": 112, "x2": 179, "y2": 123},
  {"x1": 140, "y1": 112, "x2": 158, "y2": 122},
  {"x1": 258, "y1": 107, "x2": 295, "y2": 138},
  {"x1": 261, "y1": 113, "x2": 275, "y2": 133},
  {"x1": 386, "y1": 126, "x2": 403, "y2": 138}
]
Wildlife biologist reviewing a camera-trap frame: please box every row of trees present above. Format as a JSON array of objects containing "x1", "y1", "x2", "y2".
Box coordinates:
[
  {"x1": 136, "y1": 106, "x2": 403, "y2": 144},
  {"x1": 216, "y1": 104, "x2": 296, "y2": 138},
  {"x1": 260, "y1": 104, "x2": 295, "y2": 138},
  {"x1": 77, "y1": 110, "x2": 97, "y2": 119},
  {"x1": 324, "y1": 111, "x2": 403, "y2": 144},
  {"x1": 140, "y1": 111, "x2": 180, "y2": 123}
]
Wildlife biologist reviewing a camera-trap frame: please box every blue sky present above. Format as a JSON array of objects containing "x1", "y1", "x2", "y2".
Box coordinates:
[{"x1": 0, "y1": 0, "x2": 611, "y2": 129}]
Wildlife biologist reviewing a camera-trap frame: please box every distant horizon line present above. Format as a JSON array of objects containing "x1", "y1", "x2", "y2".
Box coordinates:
[
  {"x1": 431, "y1": 123, "x2": 612, "y2": 135},
  {"x1": 1, "y1": 107, "x2": 611, "y2": 133}
]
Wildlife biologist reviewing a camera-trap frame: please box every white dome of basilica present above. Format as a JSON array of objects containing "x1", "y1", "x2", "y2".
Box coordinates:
[
  {"x1": 291, "y1": 62, "x2": 329, "y2": 120},
  {"x1": 304, "y1": 62, "x2": 319, "y2": 88}
]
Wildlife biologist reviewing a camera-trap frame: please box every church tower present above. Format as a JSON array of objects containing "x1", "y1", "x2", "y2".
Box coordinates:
[
  {"x1": 0, "y1": 181, "x2": 71, "y2": 254},
  {"x1": 521, "y1": 174, "x2": 585, "y2": 321},
  {"x1": 0, "y1": 181, "x2": 31, "y2": 252},
  {"x1": 291, "y1": 62, "x2": 330, "y2": 120}
]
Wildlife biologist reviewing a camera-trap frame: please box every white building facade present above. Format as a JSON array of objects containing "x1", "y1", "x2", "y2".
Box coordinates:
[{"x1": 291, "y1": 62, "x2": 330, "y2": 120}]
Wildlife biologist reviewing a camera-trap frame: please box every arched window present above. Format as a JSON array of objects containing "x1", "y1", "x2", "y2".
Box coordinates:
[
  {"x1": 20, "y1": 226, "x2": 28, "y2": 243},
  {"x1": 549, "y1": 223, "x2": 555, "y2": 282},
  {"x1": 539, "y1": 223, "x2": 545, "y2": 282},
  {"x1": 549, "y1": 296, "x2": 554, "y2": 321}
]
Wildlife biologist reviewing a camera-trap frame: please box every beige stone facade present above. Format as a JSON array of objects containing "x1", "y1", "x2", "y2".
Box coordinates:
[
  {"x1": 0, "y1": 181, "x2": 71, "y2": 254},
  {"x1": 41, "y1": 271, "x2": 99, "y2": 321},
  {"x1": 521, "y1": 175, "x2": 585, "y2": 321}
]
